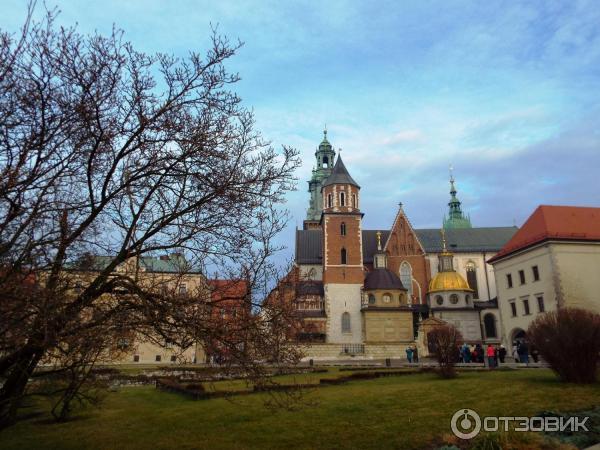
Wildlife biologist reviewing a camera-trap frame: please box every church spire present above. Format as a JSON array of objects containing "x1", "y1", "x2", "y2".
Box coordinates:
[
  {"x1": 443, "y1": 166, "x2": 472, "y2": 229},
  {"x1": 305, "y1": 129, "x2": 336, "y2": 223}
]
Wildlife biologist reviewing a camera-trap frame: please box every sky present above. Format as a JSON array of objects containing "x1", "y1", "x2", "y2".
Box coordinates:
[{"x1": 2, "y1": 0, "x2": 600, "y2": 264}]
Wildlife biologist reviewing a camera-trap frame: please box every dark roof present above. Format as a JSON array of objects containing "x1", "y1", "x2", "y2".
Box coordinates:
[
  {"x1": 322, "y1": 155, "x2": 360, "y2": 188},
  {"x1": 415, "y1": 227, "x2": 518, "y2": 253},
  {"x1": 362, "y1": 230, "x2": 390, "y2": 263},
  {"x1": 474, "y1": 298, "x2": 498, "y2": 309},
  {"x1": 296, "y1": 229, "x2": 322, "y2": 264},
  {"x1": 297, "y1": 281, "x2": 324, "y2": 296},
  {"x1": 296, "y1": 227, "x2": 517, "y2": 264},
  {"x1": 488, "y1": 205, "x2": 600, "y2": 263},
  {"x1": 71, "y1": 254, "x2": 202, "y2": 274},
  {"x1": 364, "y1": 268, "x2": 406, "y2": 290}
]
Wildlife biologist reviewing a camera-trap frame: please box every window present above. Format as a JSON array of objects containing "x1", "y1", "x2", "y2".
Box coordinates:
[
  {"x1": 435, "y1": 295, "x2": 443, "y2": 306},
  {"x1": 341, "y1": 248, "x2": 347, "y2": 265},
  {"x1": 340, "y1": 192, "x2": 345, "y2": 206},
  {"x1": 400, "y1": 262, "x2": 412, "y2": 296},
  {"x1": 506, "y1": 273, "x2": 513, "y2": 288},
  {"x1": 341, "y1": 312, "x2": 351, "y2": 333},
  {"x1": 340, "y1": 222, "x2": 346, "y2": 236},
  {"x1": 510, "y1": 301, "x2": 517, "y2": 317},
  {"x1": 532, "y1": 265, "x2": 540, "y2": 281},
  {"x1": 519, "y1": 270, "x2": 526, "y2": 285},
  {"x1": 382, "y1": 293, "x2": 391, "y2": 303},
  {"x1": 368, "y1": 294, "x2": 376, "y2": 305},
  {"x1": 449, "y1": 294, "x2": 459, "y2": 305},
  {"x1": 155, "y1": 355, "x2": 162, "y2": 362},
  {"x1": 465, "y1": 294, "x2": 471, "y2": 305},
  {"x1": 484, "y1": 314, "x2": 497, "y2": 338},
  {"x1": 323, "y1": 156, "x2": 329, "y2": 168},
  {"x1": 179, "y1": 284, "x2": 187, "y2": 295},
  {"x1": 327, "y1": 193, "x2": 333, "y2": 208},
  {"x1": 523, "y1": 298, "x2": 530, "y2": 315},
  {"x1": 352, "y1": 194, "x2": 357, "y2": 208},
  {"x1": 133, "y1": 355, "x2": 140, "y2": 362},
  {"x1": 170, "y1": 355, "x2": 177, "y2": 362},
  {"x1": 465, "y1": 262, "x2": 479, "y2": 299},
  {"x1": 537, "y1": 295, "x2": 545, "y2": 312}
]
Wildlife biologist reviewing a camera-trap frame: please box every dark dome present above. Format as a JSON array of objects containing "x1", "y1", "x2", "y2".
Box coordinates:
[
  {"x1": 322, "y1": 155, "x2": 360, "y2": 188},
  {"x1": 364, "y1": 268, "x2": 406, "y2": 290}
]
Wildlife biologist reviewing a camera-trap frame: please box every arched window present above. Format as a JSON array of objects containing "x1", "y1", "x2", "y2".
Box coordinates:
[
  {"x1": 323, "y1": 156, "x2": 329, "y2": 168},
  {"x1": 435, "y1": 295, "x2": 443, "y2": 306},
  {"x1": 449, "y1": 294, "x2": 459, "y2": 305},
  {"x1": 341, "y1": 312, "x2": 351, "y2": 333},
  {"x1": 352, "y1": 194, "x2": 357, "y2": 208},
  {"x1": 382, "y1": 293, "x2": 391, "y2": 303},
  {"x1": 340, "y1": 222, "x2": 346, "y2": 236},
  {"x1": 484, "y1": 313, "x2": 497, "y2": 338},
  {"x1": 466, "y1": 261, "x2": 479, "y2": 299},
  {"x1": 327, "y1": 193, "x2": 333, "y2": 208},
  {"x1": 341, "y1": 248, "x2": 347, "y2": 265},
  {"x1": 400, "y1": 262, "x2": 412, "y2": 296},
  {"x1": 340, "y1": 192, "x2": 345, "y2": 206},
  {"x1": 368, "y1": 294, "x2": 376, "y2": 305},
  {"x1": 465, "y1": 294, "x2": 471, "y2": 305}
]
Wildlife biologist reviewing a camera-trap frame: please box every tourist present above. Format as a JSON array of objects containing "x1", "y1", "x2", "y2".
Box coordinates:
[
  {"x1": 406, "y1": 346, "x2": 413, "y2": 364},
  {"x1": 486, "y1": 344, "x2": 496, "y2": 368},
  {"x1": 512, "y1": 343, "x2": 520, "y2": 362},
  {"x1": 498, "y1": 345, "x2": 507, "y2": 363},
  {"x1": 412, "y1": 345, "x2": 419, "y2": 363},
  {"x1": 475, "y1": 343, "x2": 484, "y2": 363},
  {"x1": 518, "y1": 341, "x2": 529, "y2": 364},
  {"x1": 462, "y1": 343, "x2": 471, "y2": 363},
  {"x1": 471, "y1": 346, "x2": 477, "y2": 363}
]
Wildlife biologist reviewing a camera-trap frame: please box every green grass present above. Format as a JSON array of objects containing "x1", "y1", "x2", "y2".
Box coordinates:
[{"x1": 1, "y1": 369, "x2": 599, "y2": 450}]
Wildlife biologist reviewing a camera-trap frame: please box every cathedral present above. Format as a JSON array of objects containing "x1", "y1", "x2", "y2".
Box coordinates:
[{"x1": 293, "y1": 131, "x2": 518, "y2": 359}]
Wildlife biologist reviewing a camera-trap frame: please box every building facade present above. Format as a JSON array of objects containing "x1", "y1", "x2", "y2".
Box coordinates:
[
  {"x1": 489, "y1": 205, "x2": 600, "y2": 353},
  {"x1": 293, "y1": 131, "x2": 518, "y2": 359}
]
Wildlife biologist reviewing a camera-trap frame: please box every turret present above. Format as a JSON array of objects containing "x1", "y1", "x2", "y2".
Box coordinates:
[
  {"x1": 443, "y1": 166, "x2": 472, "y2": 229},
  {"x1": 305, "y1": 129, "x2": 336, "y2": 228}
]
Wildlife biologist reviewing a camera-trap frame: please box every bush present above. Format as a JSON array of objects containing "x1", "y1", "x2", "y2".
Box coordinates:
[
  {"x1": 185, "y1": 383, "x2": 205, "y2": 392},
  {"x1": 427, "y1": 324, "x2": 463, "y2": 378},
  {"x1": 527, "y1": 307, "x2": 600, "y2": 383}
]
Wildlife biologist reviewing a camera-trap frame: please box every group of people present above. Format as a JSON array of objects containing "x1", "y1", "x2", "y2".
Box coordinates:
[
  {"x1": 457, "y1": 341, "x2": 539, "y2": 367},
  {"x1": 405, "y1": 345, "x2": 419, "y2": 363}
]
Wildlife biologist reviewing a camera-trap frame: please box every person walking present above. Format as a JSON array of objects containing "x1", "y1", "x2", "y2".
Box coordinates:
[
  {"x1": 512, "y1": 343, "x2": 520, "y2": 362},
  {"x1": 498, "y1": 345, "x2": 507, "y2": 363},
  {"x1": 405, "y1": 346, "x2": 413, "y2": 364},
  {"x1": 412, "y1": 345, "x2": 419, "y2": 363},
  {"x1": 486, "y1": 344, "x2": 496, "y2": 368},
  {"x1": 462, "y1": 343, "x2": 471, "y2": 363},
  {"x1": 518, "y1": 341, "x2": 529, "y2": 364}
]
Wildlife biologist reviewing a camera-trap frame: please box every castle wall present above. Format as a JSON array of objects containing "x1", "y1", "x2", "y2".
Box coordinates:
[{"x1": 325, "y1": 283, "x2": 363, "y2": 344}]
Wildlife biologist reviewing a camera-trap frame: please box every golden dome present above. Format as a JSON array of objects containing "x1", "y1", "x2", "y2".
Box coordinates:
[{"x1": 428, "y1": 271, "x2": 473, "y2": 293}]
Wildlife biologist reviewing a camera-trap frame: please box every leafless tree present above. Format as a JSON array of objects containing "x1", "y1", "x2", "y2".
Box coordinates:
[
  {"x1": 427, "y1": 324, "x2": 463, "y2": 378},
  {"x1": 0, "y1": 2, "x2": 301, "y2": 426}
]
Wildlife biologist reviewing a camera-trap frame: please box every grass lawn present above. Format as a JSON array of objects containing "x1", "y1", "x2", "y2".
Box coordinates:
[{"x1": 0, "y1": 369, "x2": 599, "y2": 449}]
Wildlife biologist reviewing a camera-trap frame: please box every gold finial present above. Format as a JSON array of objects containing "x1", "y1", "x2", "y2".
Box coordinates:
[{"x1": 376, "y1": 230, "x2": 382, "y2": 251}]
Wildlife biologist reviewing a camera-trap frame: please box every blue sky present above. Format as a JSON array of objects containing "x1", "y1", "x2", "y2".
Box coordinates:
[{"x1": 2, "y1": 1, "x2": 600, "y2": 263}]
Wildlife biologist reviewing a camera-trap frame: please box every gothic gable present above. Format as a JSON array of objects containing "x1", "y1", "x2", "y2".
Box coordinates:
[{"x1": 383, "y1": 207, "x2": 426, "y2": 257}]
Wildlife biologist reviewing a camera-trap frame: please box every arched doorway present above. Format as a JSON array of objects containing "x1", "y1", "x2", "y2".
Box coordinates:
[
  {"x1": 510, "y1": 328, "x2": 526, "y2": 353},
  {"x1": 483, "y1": 313, "x2": 497, "y2": 339}
]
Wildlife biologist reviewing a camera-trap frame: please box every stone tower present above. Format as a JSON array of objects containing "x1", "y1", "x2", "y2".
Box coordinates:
[
  {"x1": 321, "y1": 154, "x2": 364, "y2": 344},
  {"x1": 304, "y1": 129, "x2": 336, "y2": 229}
]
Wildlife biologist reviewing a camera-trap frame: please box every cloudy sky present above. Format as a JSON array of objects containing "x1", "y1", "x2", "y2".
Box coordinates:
[{"x1": 3, "y1": 1, "x2": 600, "y2": 263}]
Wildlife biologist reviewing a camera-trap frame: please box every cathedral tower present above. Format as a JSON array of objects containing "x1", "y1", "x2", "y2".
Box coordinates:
[
  {"x1": 443, "y1": 168, "x2": 472, "y2": 229},
  {"x1": 321, "y1": 154, "x2": 364, "y2": 343},
  {"x1": 305, "y1": 129, "x2": 336, "y2": 229}
]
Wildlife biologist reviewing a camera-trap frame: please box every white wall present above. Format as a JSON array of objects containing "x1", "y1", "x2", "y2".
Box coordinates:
[{"x1": 325, "y1": 283, "x2": 363, "y2": 344}]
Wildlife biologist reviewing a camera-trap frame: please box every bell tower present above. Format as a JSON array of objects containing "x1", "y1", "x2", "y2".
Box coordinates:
[
  {"x1": 321, "y1": 154, "x2": 364, "y2": 344},
  {"x1": 304, "y1": 129, "x2": 336, "y2": 229}
]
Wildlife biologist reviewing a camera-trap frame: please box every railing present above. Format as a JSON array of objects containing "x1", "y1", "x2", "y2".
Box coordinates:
[{"x1": 341, "y1": 344, "x2": 365, "y2": 355}]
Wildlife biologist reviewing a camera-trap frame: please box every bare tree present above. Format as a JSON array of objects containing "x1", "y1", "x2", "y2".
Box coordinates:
[
  {"x1": 0, "y1": 3, "x2": 300, "y2": 426},
  {"x1": 427, "y1": 324, "x2": 463, "y2": 378}
]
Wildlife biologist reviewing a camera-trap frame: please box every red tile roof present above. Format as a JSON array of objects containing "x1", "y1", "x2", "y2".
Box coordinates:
[{"x1": 488, "y1": 205, "x2": 600, "y2": 263}]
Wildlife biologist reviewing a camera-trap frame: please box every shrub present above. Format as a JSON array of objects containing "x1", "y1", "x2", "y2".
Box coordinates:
[
  {"x1": 185, "y1": 383, "x2": 205, "y2": 392},
  {"x1": 527, "y1": 307, "x2": 600, "y2": 383},
  {"x1": 427, "y1": 324, "x2": 463, "y2": 378}
]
